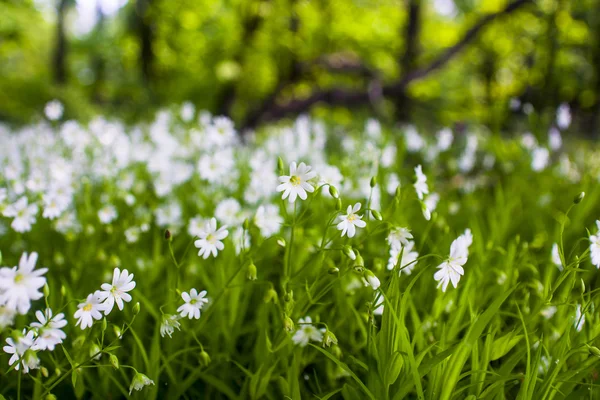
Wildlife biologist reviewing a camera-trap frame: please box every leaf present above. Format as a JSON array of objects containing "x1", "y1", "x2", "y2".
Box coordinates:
[
  {"x1": 490, "y1": 332, "x2": 523, "y2": 361},
  {"x1": 341, "y1": 383, "x2": 363, "y2": 400},
  {"x1": 383, "y1": 351, "x2": 404, "y2": 387},
  {"x1": 315, "y1": 388, "x2": 342, "y2": 400}
]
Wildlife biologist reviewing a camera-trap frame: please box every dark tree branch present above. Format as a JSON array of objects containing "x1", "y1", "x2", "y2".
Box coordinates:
[
  {"x1": 52, "y1": 0, "x2": 69, "y2": 85},
  {"x1": 241, "y1": 0, "x2": 532, "y2": 131}
]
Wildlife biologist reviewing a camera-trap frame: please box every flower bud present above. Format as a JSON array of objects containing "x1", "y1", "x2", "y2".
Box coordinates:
[
  {"x1": 109, "y1": 354, "x2": 120, "y2": 370},
  {"x1": 133, "y1": 302, "x2": 141, "y2": 315},
  {"x1": 101, "y1": 317, "x2": 107, "y2": 332},
  {"x1": 322, "y1": 330, "x2": 338, "y2": 347},
  {"x1": 246, "y1": 263, "x2": 257, "y2": 281},
  {"x1": 129, "y1": 372, "x2": 155, "y2": 394},
  {"x1": 283, "y1": 315, "x2": 295, "y2": 332},
  {"x1": 41, "y1": 367, "x2": 49, "y2": 378},
  {"x1": 370, "y1": 176, "x2": 377, "y2": 188},
  {"x1": 113, "y1": 325, "x2": 123, "y2": 339},
  {"x1": 55, "y1": 368, "x2": 62, "y2": 376},
  {"x1": 60, "y1": 285, "x2": 67, "y2": 297},
  {"x1": 328, "y1": 267, "x2": 339, "y2": 275},
  {"x1": 264, "y1": 288, "x2": 278, "y2": 304},
  {"x1": 574, "y1": 192, "x2": 585, "y2": 204},
  {"x1": 43, "y1": 283, "x2": 50, "y2": 298},
  {"x1": 353, "y1": 254, "x2": 365, "y2": 272},
  {"x1": 343, "y1": 245, "x2": 356, "y2": 261},
  {"x1": 164, "y1": 229, "x2": 172, "y2": 241},
  {"x1": 276, "y1": 238, "x2": 286, "y2": 247},
  {"x1": 0, "y1": 251, "x2": 2, "y2": 265},
  {"x1": 588, "y1": 345, "x2": 600, "y2": 357},
  {"x1": 89, "y1": 343, "x2": 101, "y2": 360},
  {"x1": 199, "y1": 350, "x2": 211, "y2": 367},
  {"x1": 328, "y1": 185, "x2": 339, "y2": 199},
  {"x1": 277, "y1": 157, "x2": 285, "y2": 174},
  {"x1": 395, "y1": 184, "x2": 402, "y2": 199},
  {"x1": 371, "y1": 209, "x2": 383, "y2": 221},
  {"x1": 45, "y1": 395, "x2": 57, "y2": 400},
  {"x1": 364, "y1": 270, "x2": 381, "y2": 290}
]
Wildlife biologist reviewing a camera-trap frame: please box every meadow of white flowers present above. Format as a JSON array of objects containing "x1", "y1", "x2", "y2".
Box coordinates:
[{"x1": 1, "y1": 102, "x2": 600, "y2": 398}]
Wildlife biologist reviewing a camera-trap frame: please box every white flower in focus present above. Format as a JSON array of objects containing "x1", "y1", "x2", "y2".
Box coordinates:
[
  {"x1": 177, "y1": 289, "x2": 208, "y2": 319},
  {"x1": 98, "y1": 268, "x2": 136, "y2": 315},
  {"x1": 254, "y1": 204, "x2": 283, "y2": 237},
  {"x1": 556, "y1": 103, "x2": 571, "y2": 130},
  {"x1": 0, "y1": 252, "x2": 47, "y2": 315},
  {"x1": 363, "y1": 270, "x2": 381, "y2": 290},
  {"x1": 44, "y1": 100, "x2": 64, "y2": 121},
  {"x1": 337, "y1": 203, "x2": 366, "y2": 238},
  {"x1": 3, "y1": 330, "x2": 39, "y2": 373},
  {"x1": 31, "y1": 308, "x2": 67, "y2": 351},
  {"x1": 277, "y1": 162, "x2": 316, "y2": 203},
  {"x1": 160, "y1": 314, "x2": 181, "y2": 338},
  {"x1": 194, "y1": 218, "x2": 229, "y2": 259},
  {"x1": 434, "y1": 233, "x2": 471, "y2": 292},
  {"x1": 413, "y1": 165, "x2": 429, "y2": 200},
  {"x1": 3, "y1": 197, "x2": 38, "y2": 233},
  {"x1": 98, "y1": 205, "x2": 117, "y2": 224},
  {"x1": 292, "y1": 316, "x2": 324, "y2": 347},
  {"x1": 74, "y1": 291, "x2": 104, "y2": 330},
  {"x1": 589, "y1": 221, "x2": 600, "y2": 268},
  {"x1": 129, "y1": 372, "x2": 155, "y2": 395},
  {"x1": 551, "y1": 243, "x2": 563, "y2": 271}
]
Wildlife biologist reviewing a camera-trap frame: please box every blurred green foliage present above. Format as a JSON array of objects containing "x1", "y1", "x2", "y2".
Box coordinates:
[{"x1": 1, "y1": 0, "x2": 599, "y2": 131}]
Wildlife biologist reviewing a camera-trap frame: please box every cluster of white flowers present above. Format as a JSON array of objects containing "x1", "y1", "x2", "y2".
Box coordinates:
[
  {"x1": 434, "y1": 229, "x2": 473, "y2": 292},
  {"x1": 386, "y1": 227, "x2": 419, "y2": 275}
]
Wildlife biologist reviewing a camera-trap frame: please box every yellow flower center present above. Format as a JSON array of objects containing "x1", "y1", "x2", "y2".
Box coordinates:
[
  {"x1": 14, "y1": 274, "x2": 24, "y2": 283},
  {"x1": 290, "y1": 176, "x2": 301, "y2": 186},
  {"x1": 190, "y1": 299, "x2": 197, "y2": 305},
  {"x1": 83, "y1": 303, "x2": 93, "y2": 312},
  {"x1": 347, "y1": 214, "x2": 356, "y2": 222}
]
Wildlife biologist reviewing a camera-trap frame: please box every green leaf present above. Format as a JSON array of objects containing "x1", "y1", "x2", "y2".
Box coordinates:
[{"x1": 490, "y1": 332, "x2": 523, "y2": 361}]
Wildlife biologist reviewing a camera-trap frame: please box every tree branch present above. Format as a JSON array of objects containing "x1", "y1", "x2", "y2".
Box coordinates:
[{"x1": 242, "y1": 0, "x2": 532, "y2": 130}]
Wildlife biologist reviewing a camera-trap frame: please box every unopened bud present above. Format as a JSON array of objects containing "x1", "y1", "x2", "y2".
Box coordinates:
[
  {"x1": 164, "y1": 229, "x2": 172, "y2": 241},
  {"x1": 328, "y1": 185, "x2": 339, "y2": 199},
  {"x1": 246, "y1": 263, "x2": 257, "y2": 281},
  {"x1": 0, "y1": 251, "x2": 2, "y2": 265},
  {"x1": 328, "y1": 267, "x2": 339, "y2": 274},
  {"x1": 55, "y1": 368, "x2": 62, "y2": 377},
  {"x1": 364, "y1": 270, "x2": 381, "y2": 290},
  {"x1": 43, "y1": 283, "x2": 50, "y2": 298},
  {"x1": 370, "y1": 176, "x2": 377, "y2": 188},
  {"x1": 343, "y1": 245, "x2": 356, "y2": 260},
  {"x1": 322, "y1": 330, "x2": 338, "y2": 347},
  {"x1": 41, "y1": 367, "x2": 49, "y2": 378},
  {"x1": 371, "y1": 209, "x2": 383, "y2": 221},
  {"x1": 283, "y1": 315, "x2": 295, "y2": 332},
  {"x1": 60, "y1": 285, "x2": 67, "y2": 297},
  {"x1": 277, "y1": 238, "x2": 286, "y2": 247},
  {"x1": 199, "y1": 350, "x2": 211, "y2": 367},
  {"x1": 588, "y1": 345, "x2": 600, "y2": 357},
  {"x1": 574, "y1": 192, "x2": 585, "y2": 204},
  {"x1": 101, "y1": 317, "x2": 107, "y2": 332},
  {"x1": 113, "y1": 325, "x2": 123, "y2": 339},
  {"x1": 109, "y1": 354, "x2": 120, "y2": 370},
  {"x1": 581, "y1": 278, "x2": 586, "y2": 294},
  {"x1": 44, "y1": 395, "x2": 57, "y2": 400},
  {"x1": 353, "y1": 254, "x2": 365, "y2": 272},
  {"x1": 264, "y1": 288, "x2": 278, "y2": 304},
  {"x1": 277, "y1": 157, "x2": 285, "y2": 173},
  {"x1": 133, "y1": 302, "x2": 141, "y2": 315},
  {"x1": 395, "y1": 184, "x2": 402, "y2": 199}
]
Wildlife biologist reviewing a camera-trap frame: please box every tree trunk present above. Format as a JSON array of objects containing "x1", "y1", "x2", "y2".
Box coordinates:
[
  {"x1": 137, "y1": 0, "x2": 154, "y2": 84},
  {"x1": 53, "y1": 0, "x2": 69, "y2": 85}
]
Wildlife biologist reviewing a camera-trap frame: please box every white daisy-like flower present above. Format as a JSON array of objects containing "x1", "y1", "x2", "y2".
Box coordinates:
[
  {"x1": 74, "y1": 291, "x2": 104, "y2": 330},
  {"x1": 433, "y1": 232, "x2": 472, "y2": 292},
  {"x1": 0, "y1": 252, "x2": 48, "y2": 315},
  {"x1": 387, "y1": 240, "x2": 419, "y2": 274},
  {"x1": 3, "y1": 330, "x2": 39, "y2": 373},
  {"x1": 276, "y1": 162, "x2": 316, "y2": 203},
  {"x1": 337, "y1": 203, "x2": 367, "y2": 238},
  {"x1": 177, "y1": 289, "x2": 208, "y2": 319},
  {"x1": 194, "y1": 218, "x2": 229, "y2": 259},
  {"x1": 556, "y1": 103, "x2": 571, "y2": 130},
  {"x1": 0, "y1": 306, "x2": 17, "y2": 329},
  {"x1": 3, "y1": 197, "x2": 38, "y2": 233},
  {"x1": 30, "y1": 308, "x2": 67, "y2": 351},
  {"x1": 160, "y1": 314, "x2": 181, "y2": 338},
  {"x1": 387, "y1": 227, "x2": 413, "y2": 250},
  {"x1": 292, "y1": 316, "x2": 324, "y2": 347},
  {"x1": 413, "y1": 165, "x2": 429, "y2": 200},
  {"x1": 98, "y1": 205, "x2": 118, "y2": 224},
  {"x1": 98, "y1": 268, "x2": 136, "y2": 315},
  {"x1": 363, "y1": 270, "x2": 381, "y2": 290}
]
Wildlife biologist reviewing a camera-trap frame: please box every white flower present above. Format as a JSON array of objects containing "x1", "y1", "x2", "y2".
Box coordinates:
[
  {"x1": 387, "y1": 241, "x2": 419, "y2": 274},
  {"x1": 98, "y1": 205, "x2": 118, "y2": 224},
  {"x1": 276, "y1": 162, "x2": 316, "y2": 203},
  {"x1": 292, "y1": 316, "x2": 324, "y2": 347},
  {"x1": 215, "y1": 198, "x2": 243, "y2": 226},
  {"x1": 589, "y1": 221, "x2": 600, "y2": 269},
  {"x1": 3, "y1": 197, "x2": 38, "y2": 233},
  {"x1": 387, "y1": 227, "x2": 413, "y2": 249},
  {"x1": 548, "y1": 127, "x2": 562, "y2": 150},
  {"x1": 44, "y1": 100, "x2": 64, "y2": 121},
  {"x1": 337, "y1": 203, "x2": 367, "y2": 238},
  {"x1": 422, "y1": 193, "x2": 440, "y2": 221},
  {"x1": 254, "y1": 204, "x2": 283, "y2": 237},
  {"x1": 0, "y1": 306, "x2": 16, "y2": 329},
  {"x1": 434, "y1": 233, "x2": 471, "y2": 292},
  {"x1": 0, "y1": 252, "x2": 47, "y2": 315},
  {"x1": 556, "y1": 103, "x2": 571, "y2": 130},
  {"x1": 74, "y1": 291, "x2": 104, "y2": 330},
  {"x1": 551, "y1": 243, "x2": 563, "y2": 271},
  {"x1": 3, "y1": 330, "x2": 39, "y2": 373},
  {"x1": 531, "y1": 147, "x2": 549, "y2": 172},
  {"x1": 160, "y1": 314, "x2": 181, "y2": 338},
  {"x1": 30, "y1": 308, "x2": 67, "y2": 351},
  {"x1": 129, "y1": 372, "x2": 155, "y2": 395},
  {"x1": 180, "y1": 102, "x2": 195, "y2": 122},
  {"x1": 363, "y1": 270, "x2": 381, "y2": 290},
  {"x1": 194, "y1": 218, "x2": 229, "y2": 259},
  {"x1": 521, "y1": 132, "x2": 537, "y2": 150},
  {"x1": 98, "y1": 268, "x2": 136, "y2": 315},
  {"x1": 188, "y1": 216, "x2": 208, "y2": 237},
  {"x1": 177, "y1": 289, "x2": 208, "y2": 319},
  {"x1": 574, "y1": 304, "x2": 585, "y2": 332},
  {"x1": 404, "y1": 125, "x2": 424, "y2": 152},
  {"x1": 436, "y1": 128, "x2": 453, "y2": 151},
  {"x1": 413, "y1": 165, "x2": 429, "y2": 200}
]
